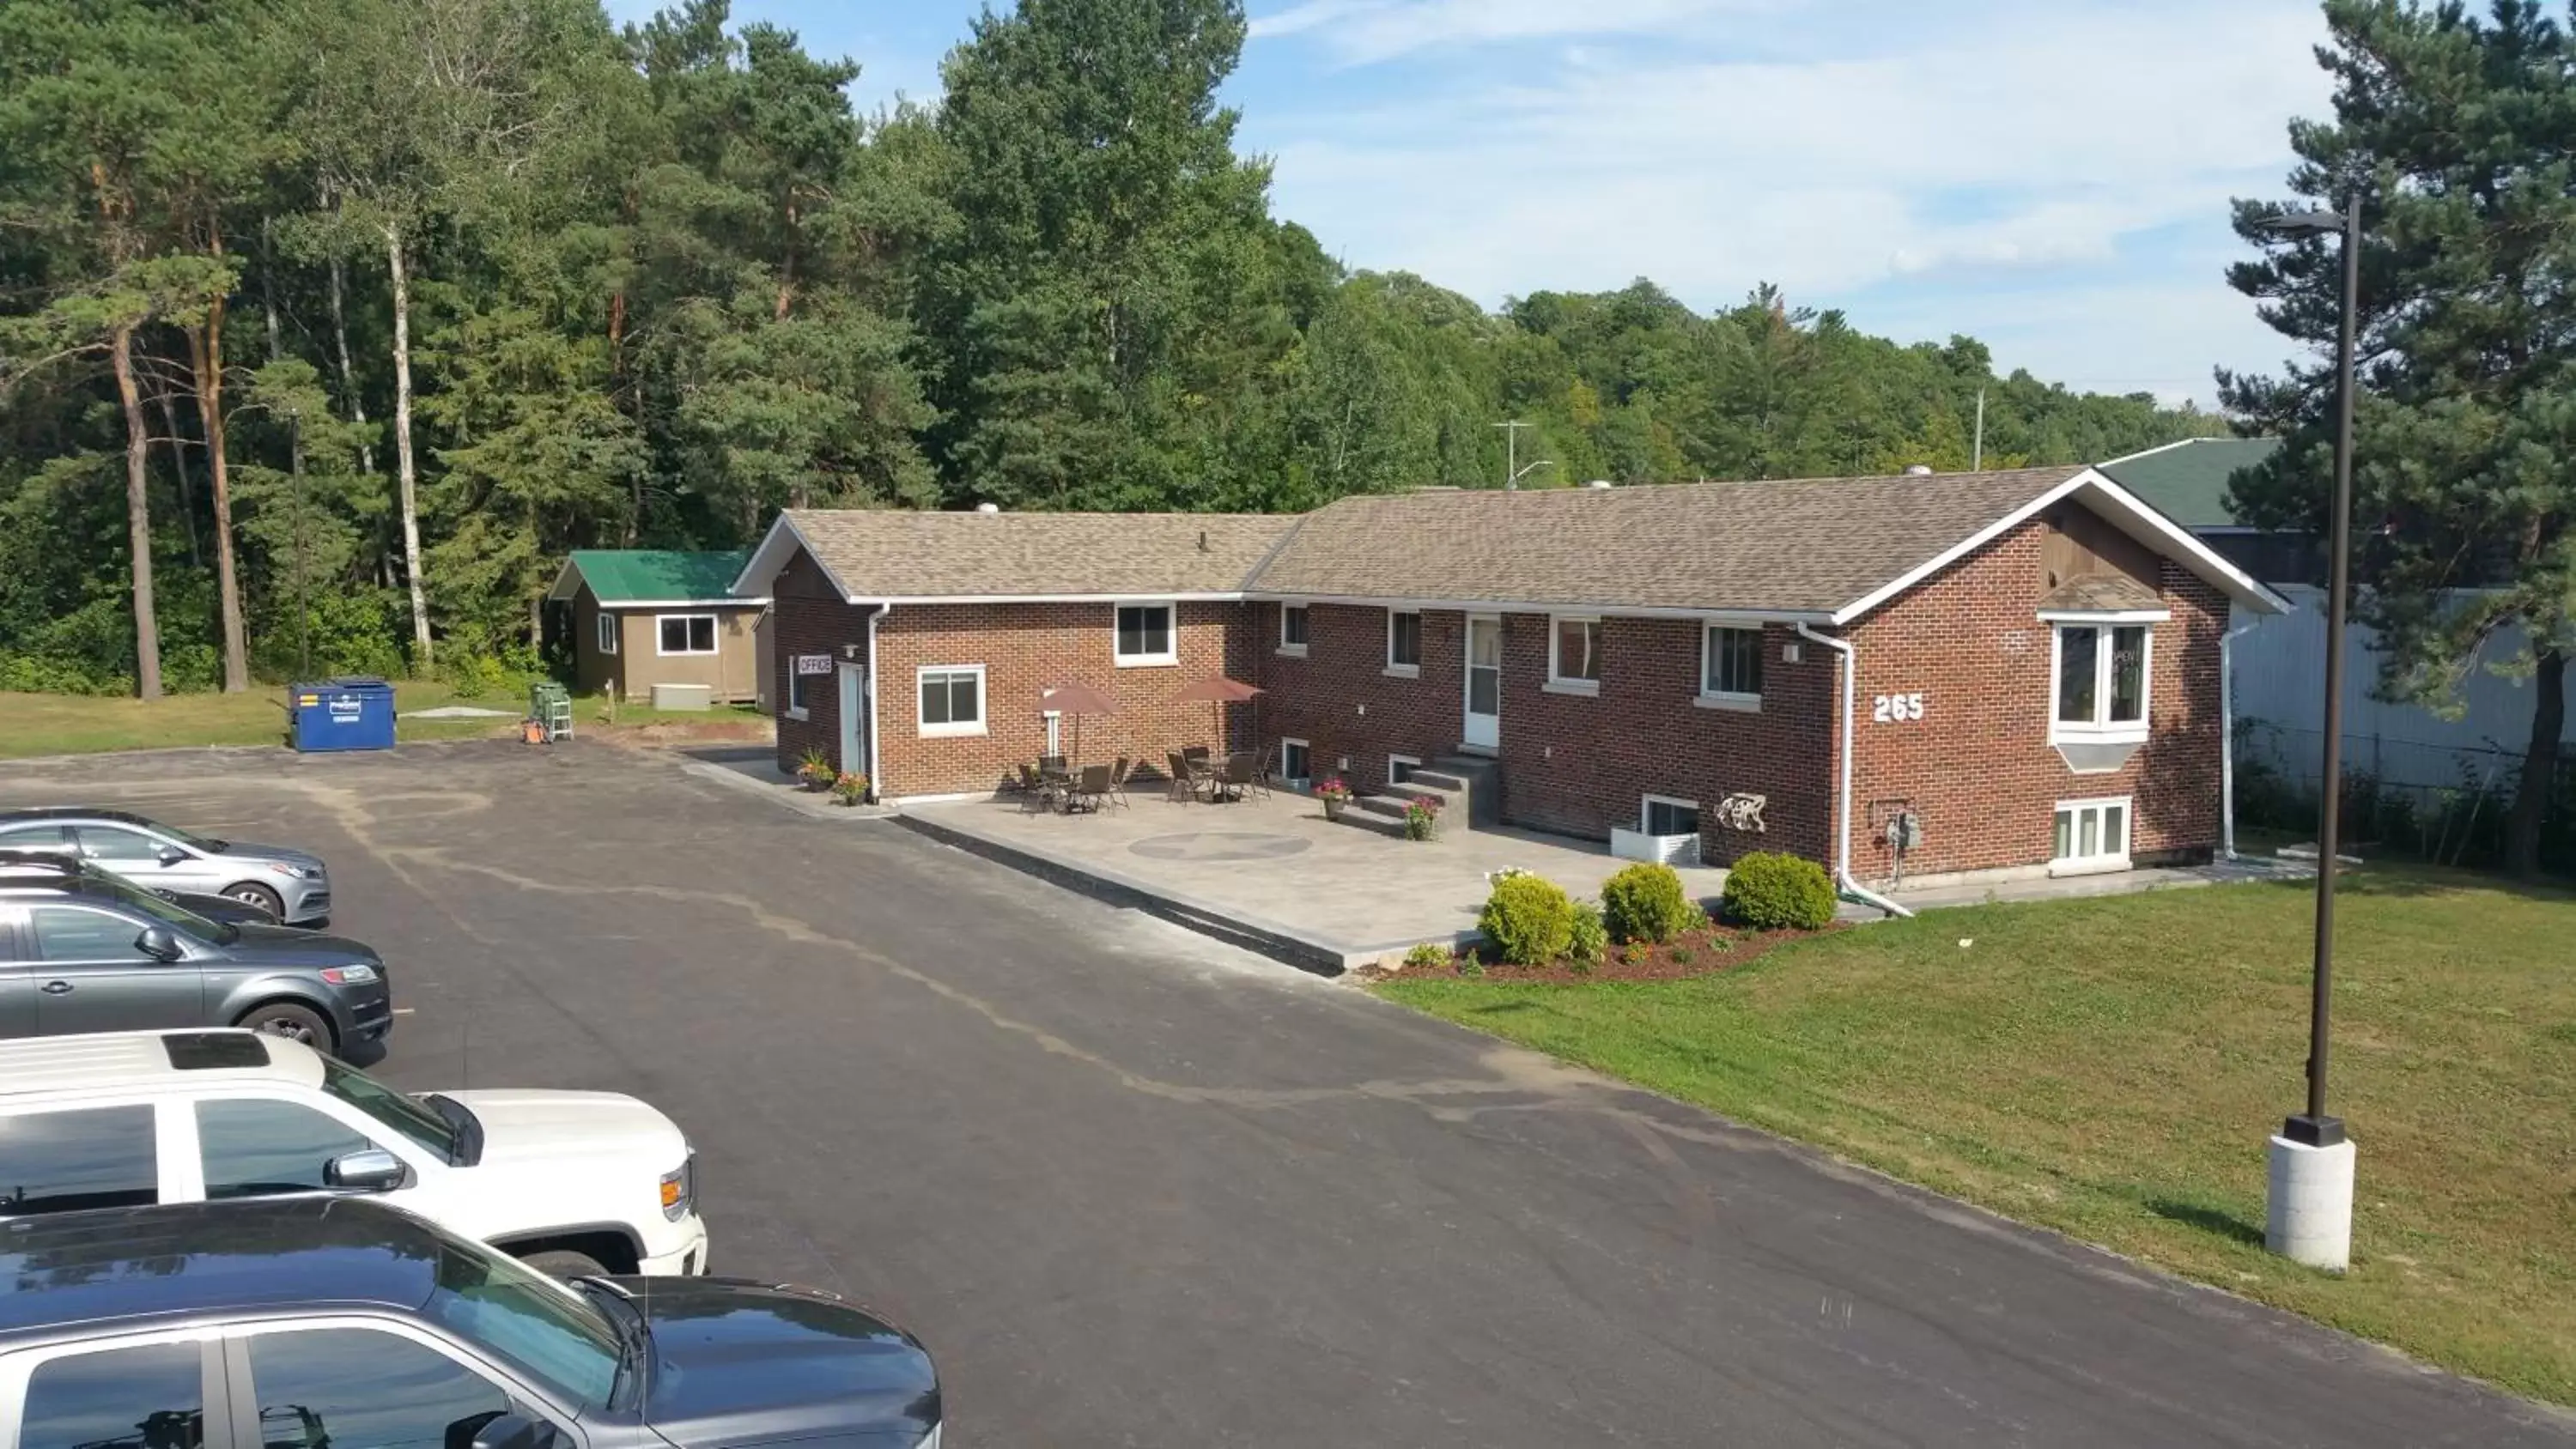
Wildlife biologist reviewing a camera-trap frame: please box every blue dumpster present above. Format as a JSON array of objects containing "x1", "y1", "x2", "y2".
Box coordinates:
[{"x1": 289, "y1": 677, "x2": 397, "y2": 753}]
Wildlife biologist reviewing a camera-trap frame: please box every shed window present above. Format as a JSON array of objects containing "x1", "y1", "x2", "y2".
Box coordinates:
[
  {"x1": 595, "y1": 613, "x2": 618, "y2": 656},
  {"x1": 658, "y1": 614, "x2": 717, "y2": 656}
]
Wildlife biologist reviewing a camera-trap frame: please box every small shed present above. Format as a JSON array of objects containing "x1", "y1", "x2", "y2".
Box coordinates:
[{"x1": 548, "y1": 549, "x2": 770, "y2": 706}]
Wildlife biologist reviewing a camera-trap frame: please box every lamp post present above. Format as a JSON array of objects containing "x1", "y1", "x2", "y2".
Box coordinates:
[{"x1": 2257, "y1": 191, "x2": 2360, "y2": 1272}]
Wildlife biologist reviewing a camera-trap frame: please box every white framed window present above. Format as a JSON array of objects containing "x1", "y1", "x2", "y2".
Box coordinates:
[
  {"x1": 917, "y1": 664, "x2": 987, "y2": 737},
  {"x1": 1279, "y1": 737, "x2": 1311, "y2": 787},
  {"x1": 1386, "y1": 609, "x2": 1422, "y2": 676},
  {"x1": 1698, "y1": 625, "x2": 1763, "y2": 709},
  {"x1": 786, "y1": 664, "x2": 809, "y2": 720},
  {"x1": 1115, "y1": 603, "x2": 1176, "y2": 666},
  {"x1": 1642, "y1": 795, "x2": 1700, "y2": 838},
  {"x1": 2050, "y1": 622, "x2": 2152, "y2": 742},
  {"x1": 1547, "y1": 615, "x2": 1601, "y2": 694},
  {"x1": 594, "y1": 612, "x2": 618, "y2": 656},
  {"x1": 657, "y1": 613, "x2": 717, "y2": 656},
  {"x1": 2051, "y1": 797, "x2": 2132, "y2": 874},
  {"x1": 1279, "y1": 603, "x2": 1309, "y2": 657},
  {"x1": 1388, "y1": 754, "x2": 1423, "y2": 786}
]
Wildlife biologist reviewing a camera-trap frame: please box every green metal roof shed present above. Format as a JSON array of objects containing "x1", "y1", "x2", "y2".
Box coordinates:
[
  {"x1": 2095, "y1": 438, "x2": 2281, "y2": 530},
  {"x1": 547, "y1": 549, "x2": 763, "y2": 606}
]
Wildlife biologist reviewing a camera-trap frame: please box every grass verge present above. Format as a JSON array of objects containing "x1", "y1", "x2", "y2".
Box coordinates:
[
  {"x1": 1378, "y1": 869, "x2": 2576, "y2": 1404},
  {"x1": 0, "y1": 684, "x2": 523, "y2": 757}
]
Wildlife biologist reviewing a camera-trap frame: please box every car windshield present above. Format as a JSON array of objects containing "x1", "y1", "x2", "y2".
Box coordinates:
[
  {"x1": 424, "y1": 1240, "x2": 623, "y2": 1412},
  {"x1": 318, "y1": 1057, "x2": 462, "y2": 1161}
]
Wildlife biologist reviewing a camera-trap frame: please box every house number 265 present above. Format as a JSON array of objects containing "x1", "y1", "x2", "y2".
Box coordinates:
[{"x1": 1872, "y1": 693, "x2": 1925, "y2": 724}]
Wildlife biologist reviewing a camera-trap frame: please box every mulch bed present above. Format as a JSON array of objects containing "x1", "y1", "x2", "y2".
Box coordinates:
[{"x1": 1357, "y1": 920, "x2": 1844, "y2": 985}]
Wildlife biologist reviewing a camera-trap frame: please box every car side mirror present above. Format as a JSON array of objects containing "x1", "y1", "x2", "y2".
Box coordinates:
[
  {"x1": 155, "y1": 845, "x2": 188, "y2": 866},
  {"x1": 135, "y1": 926, "x2": 182, "y2": 961},
  {"x1": 469, "y1": 1414, "x2": 562, "y2": 1449},
  {"x1": 325, "y1": 1149, "x2": 408, "y2": 1192}
]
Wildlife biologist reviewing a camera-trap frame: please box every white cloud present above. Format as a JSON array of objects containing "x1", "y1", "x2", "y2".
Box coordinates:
[
  {"x1": 1252, "y1": 0, "x2": 1773, "y2": 63},
  {"x1": 1247, "y1": 0, "x2": 2333, "y2": 402}
]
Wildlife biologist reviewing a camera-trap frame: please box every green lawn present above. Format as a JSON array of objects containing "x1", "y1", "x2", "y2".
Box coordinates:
[
  {"x1": 0, "y1": 683, "x2": 520, "y2": 758},
  {"x1": 1381, "y1": 870, "x2": 2576, "y2": 1404}
]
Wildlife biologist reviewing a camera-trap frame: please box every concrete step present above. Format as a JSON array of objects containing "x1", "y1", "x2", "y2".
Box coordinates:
[
  {"x1": 1328, "y1": 801, "x2": 1413, "y2": 838},
  {"x1": 1352, "y1": 792, "x2": 1413, "y2": 820},
  {"x1": 1426, "y1": 755, "x2": 1501, "y2": 828}
]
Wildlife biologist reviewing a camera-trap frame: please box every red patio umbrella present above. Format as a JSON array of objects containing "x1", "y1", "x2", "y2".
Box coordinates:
[
  {"x1": 1040, "y1": 681, "x2": 1120, "y2": 763},
  {"x1": 1167, "y1": 674, "x2": 1263, "y2": 755}
]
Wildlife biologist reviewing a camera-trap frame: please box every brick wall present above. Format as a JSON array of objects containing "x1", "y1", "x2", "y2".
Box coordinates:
[
  {"x1": 874, "y1": 600, "x2": 1254, "y2": 797},
  {"x1": 1253, "y1": 603, "x2": 1837, "y2": 866},
  {"x1": 1255, "y1": 602, "x2": 1465, "y2": 793},
  {"x1": 771, "y1": 549, "x2": 867, "y2": 777},
  {"x1": 1844, "y1": 512, "x2": 2227, "y2": 881}
]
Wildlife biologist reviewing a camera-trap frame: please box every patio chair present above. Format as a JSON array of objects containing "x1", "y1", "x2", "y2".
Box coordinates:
[
  {"x1": 1016, "y1": 763, "x2": 1057, "y2": 814},
  {"x1": 1248, "y1": 743, "x2": 1276, "y2": 801},
  {"x1": 1164, "y1": 751, "x2": 1197, "y2": 803},
  {"x1": 1216, "y1": 751, "x2": 1256, "y2": 803},
  {"x1": 1070, "y1": 763, "x2": 1113, "y2": 814},
  {"x1": 1040, "y1": 754, "x2": 1066, "y2": 776},
  {"x1": 1108, "y1": 755, "x2": 1133, "y2": 809}
]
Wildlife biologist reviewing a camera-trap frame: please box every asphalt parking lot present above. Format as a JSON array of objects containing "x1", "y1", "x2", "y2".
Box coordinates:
[{"x1": 3, "y1": 739, "x2": 2567, "y2": 1447}]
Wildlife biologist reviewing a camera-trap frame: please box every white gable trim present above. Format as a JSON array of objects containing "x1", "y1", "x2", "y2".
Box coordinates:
[
  {"x1": 545, "y1": 558, "x2": 586, "y2": 602},
  {"x1": 1827, "y1": 468, "x2": 2293, "y2": 624},
  {"x1": 734, "y1": 513, "x2": 860, "y2": 602}
]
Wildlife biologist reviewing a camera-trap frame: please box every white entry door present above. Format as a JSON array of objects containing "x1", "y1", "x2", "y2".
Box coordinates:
[
  {"x1": 1462, "y1": 614, "x2": 1502, "y2": 750},
  {"x1": 837, "y1": 662, "x2": 865, "y2": 778}
]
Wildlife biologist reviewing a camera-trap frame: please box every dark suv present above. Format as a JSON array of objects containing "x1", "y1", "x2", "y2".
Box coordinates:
[
  {"x1": 0, "y1": 852, "x2": 391, "y2": 1048},
  {"x1": 0, "y1": 1197, "x2": 944, "y2": 1448}
]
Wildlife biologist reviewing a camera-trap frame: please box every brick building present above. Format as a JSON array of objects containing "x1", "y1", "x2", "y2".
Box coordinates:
[{"x1": 734, "y1": 465, "x2": 2288, "y2": 896}]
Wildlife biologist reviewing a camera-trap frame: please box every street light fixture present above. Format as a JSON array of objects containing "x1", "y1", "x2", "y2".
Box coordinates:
[{"x1": 2256, "y1": 192, "x2": 2361, "y2": 1271}]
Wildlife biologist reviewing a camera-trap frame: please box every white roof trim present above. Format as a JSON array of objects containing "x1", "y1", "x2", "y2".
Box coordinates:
[
  {"x1": 598, "y1": 597, "x2": 769, "y2": 609},
  {"x1": 2094, "y1": 437, "x2": 2204, "y2": 468},
  {"x1": 1827, "y1": 468, "x2": 2293, "y2": 623},
  {"x1": 1245, "y1": 591, "x2": 1829, "y2": 625},
  {"x1": 2037, "y1": 609, "x2": 2172, "y2": 625},
  {"x1": 544, "y1": 558, "x2": 585, "y2": 602},
  {"x1": 869, "y1": 591, "x2": 1247, "y2": 605},
  {"x1": 733, "y1": 514, "x2": 860, "y2": 602}
]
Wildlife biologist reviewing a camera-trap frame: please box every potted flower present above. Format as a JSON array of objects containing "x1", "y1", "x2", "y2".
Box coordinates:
[
  {"x1": 796, "y1": 746, "x2": 835, "y2": 791},
  {"x1": 1404, "y1": 794, "x2": 1443, "y2": 841},
  {"x1": 830, "y1": 771, "x2": 871, "y2": 806},
  {"x1": 1314, "y1": 777, "x2": 1352, "y2": 821}
]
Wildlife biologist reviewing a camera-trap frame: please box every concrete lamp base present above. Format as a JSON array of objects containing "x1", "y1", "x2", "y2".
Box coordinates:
[{"x1": 2265, "y1": 1133, "x2": 2356, "y2": 1272}]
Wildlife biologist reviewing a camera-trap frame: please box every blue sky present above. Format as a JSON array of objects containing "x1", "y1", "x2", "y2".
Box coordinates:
[{"x1": 601, "y1": 0, "x2": 2336, "y2": 407}]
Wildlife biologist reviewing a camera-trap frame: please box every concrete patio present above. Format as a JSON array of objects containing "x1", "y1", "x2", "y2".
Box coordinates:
[{"x1": 901, "y1": 785, "x2": 1730, "y2": 973}]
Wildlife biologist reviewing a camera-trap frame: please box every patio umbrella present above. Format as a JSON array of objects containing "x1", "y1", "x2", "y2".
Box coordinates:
[
  {"x1": 1040, "y1": 681, "x2": 1120, "y2": 763},
  {"x1": 1167, "y1": 674, "x2": 1263, "y2": 755}
]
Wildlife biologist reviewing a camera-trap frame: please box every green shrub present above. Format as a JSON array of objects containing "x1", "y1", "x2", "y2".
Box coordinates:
[
  {"x1": 1402, "y1": 942, "x2": 1451, "y2": 971},
  {"x1": 1568, "y1": 901, "x2": 1607, "y2": 966},
  {"x1": 1478, "y1": 873, "x2": 1575, "y2": 965},
  {"x1": 1721, "y1": 851, "x2": 1838, "y2": 931},
  {"x1": 1601, "y1": 862, "x2": 1698, "y2": 943}
]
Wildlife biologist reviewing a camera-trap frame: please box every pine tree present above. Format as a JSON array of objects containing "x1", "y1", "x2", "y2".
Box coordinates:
[{"x1": 2221, "y1": 0, "x2": 2576, "y2": 876}]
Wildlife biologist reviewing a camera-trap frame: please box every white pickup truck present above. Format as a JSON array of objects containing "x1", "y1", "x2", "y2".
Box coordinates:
[{"x1": 0, "y1": 1028, "x2": 710, "y2": 1277}]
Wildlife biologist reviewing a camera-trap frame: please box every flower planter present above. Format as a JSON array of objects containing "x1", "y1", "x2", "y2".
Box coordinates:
[{"x1": 1323, "y1": 797, "x2": 1346, "y2": 822}]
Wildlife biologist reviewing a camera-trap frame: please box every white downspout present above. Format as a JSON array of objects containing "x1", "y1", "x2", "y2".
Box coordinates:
[
  {"x1": 2221, "y1": 615, "x2": 2258, "y2": 859},
  {"x1": 866, "y1": 603, "x2": 890, "y2": 803},
  {"x1": 1795, "y1": 622, "x2": 1913, "y2": 919}
]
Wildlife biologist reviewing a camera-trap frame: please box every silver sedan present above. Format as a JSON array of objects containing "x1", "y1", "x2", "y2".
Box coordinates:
[{"x1": 0, "y1": 808, "x2": 332, "y2": 924}]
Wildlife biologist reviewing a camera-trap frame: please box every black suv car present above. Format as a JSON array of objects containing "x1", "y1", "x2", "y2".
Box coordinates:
[
  {"x1": 0, "y1": 1197, "x2": 943, "y2": 1448},
  {"x1": 0, "y1": 851, "x2": 391, "y2": 1048}
]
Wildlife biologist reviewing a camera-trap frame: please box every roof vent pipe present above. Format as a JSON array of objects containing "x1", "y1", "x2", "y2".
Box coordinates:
[
  {"x1": 1904, "y1": 464, "x2": 1935, "y2": 476},
  {"x1": 974, "y1": 502, "x2": 1000, "y2": 514}
]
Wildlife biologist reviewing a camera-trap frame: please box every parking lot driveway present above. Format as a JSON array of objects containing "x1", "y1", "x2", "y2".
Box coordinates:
[{"x1": 5, "y1": 742, "x2": 2568, "y2": 1447}]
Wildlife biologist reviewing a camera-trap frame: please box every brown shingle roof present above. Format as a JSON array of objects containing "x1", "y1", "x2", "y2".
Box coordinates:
[
  {"x1": 781, "y1": 509, "x2": 1297, "y2": 598},
  {"x1": 2038, "y1": 573, "x2": 2166, "y2": 612},
  {"x1": 1245, "y1": 466, "x2": 2088, "y2": 615}
]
